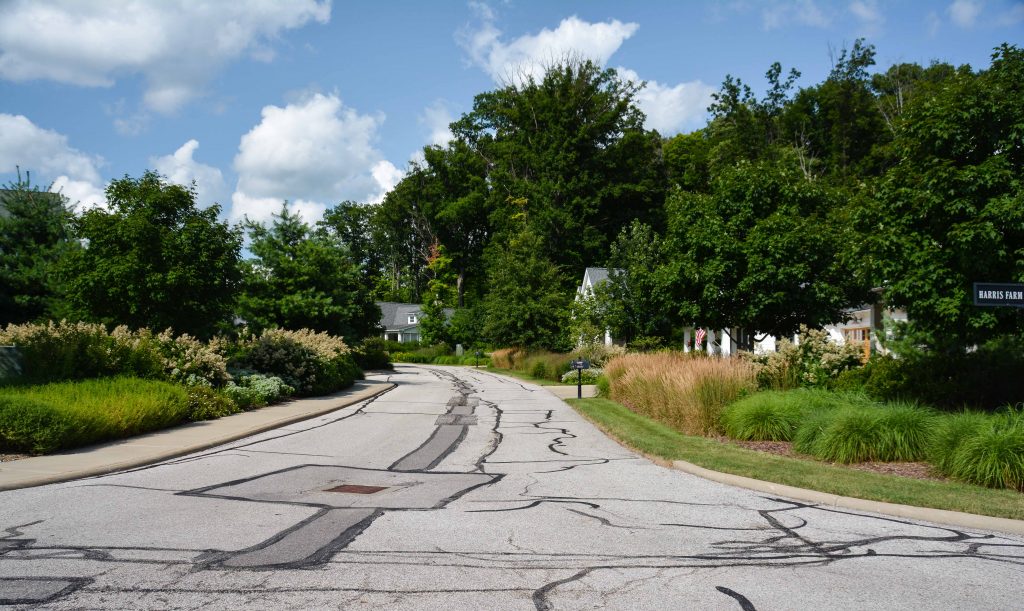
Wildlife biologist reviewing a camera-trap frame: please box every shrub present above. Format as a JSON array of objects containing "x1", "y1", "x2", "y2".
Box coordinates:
[
  {"x1": 0, "y1": 321, "x2": 230, "y2": 387},
  {"x1": 560, "y1": 367, "x2": 603, "y2": 384},
  {"x1": 595, "y1": 375, "x2": 610, "y2": 397},
  {"x1": 186, "y1": 386, "x2": 240, "y2": 420},
  {"x1": 876, "y1": 402, "x2": 937, "y2": 462},
  {"x1": 571, "y1": 343, "x2": 626, "y2": 367},
  {"x1": 604, "y1": 352, "x2": 756, "y2": 436},
  {"x1": 530, "y1": 360, "x2": 548, "y2": 379},
  {"x1": 747, "y1": 325, "x2": 863, "y2": 390},
  {"x1": 352, "y1": 338, "x2": 391, "y2": 370},
  {"x1": 236, "y1": 328, "x2": 360, "y2": 396},
  {"x1": 932, "y1": 409, "x2": 1024, "y2": 490},
  {"x1": 223, "y1": 373, "x2": 294, "y2": 409},
  {"x1": 0, "y1": 377, "x2": 190, "y2": 454},
  {"x1": 836, "y1": 338, "x2": 1024, "y2": 411}
]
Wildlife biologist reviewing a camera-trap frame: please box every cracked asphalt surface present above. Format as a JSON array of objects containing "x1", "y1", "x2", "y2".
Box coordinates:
[{"x1": 1, "y1": 365, "x2": 1022, "y2": 609}]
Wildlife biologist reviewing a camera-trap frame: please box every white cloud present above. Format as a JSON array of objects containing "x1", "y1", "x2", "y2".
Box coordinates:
[
  {"x1": 0, "y1": 113, "x2": 107, "y2": 209},
  {"x1": 420, "y1": 100, "x2": 456, "y2": 148},
  {"x1": 151, "y1": 139, "x2": 227, "y2": 208},
  {"x1": 459, "y1": 13, "x2": 638, "y2": 84},
  {"x1": 849, "y1": 0, "x2": 885, "y2": 35},
  {"x1": 948, "y1": 0, "x2": 983, "y2": 27},
  {"x1": 616, "y1": 68, "x2": 715, "y2": 135},
  {"x1": 762, "y1": 0, "x2": 832, "y2": 30},
  {"x1": 50, "y1": 176, "x2": 107, "y2": 210},
  {"x1": 231, "y1": 93, "x2": 401, "y2": 223},
  {"x1": 0, "y1": 0, "x2": 331, "y2": 113}
]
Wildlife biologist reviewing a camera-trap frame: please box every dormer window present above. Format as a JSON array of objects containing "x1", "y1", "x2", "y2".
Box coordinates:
[{"x1": 408, "y1": 314, "x2": 417, "y2": 324}]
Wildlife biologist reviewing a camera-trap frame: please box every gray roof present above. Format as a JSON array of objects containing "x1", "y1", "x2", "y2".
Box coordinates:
[
  {"x1": 376, "y1": 301, "x2": 454, "y2": 331},
  {"x1": 584, "y1": 267, "x2": 610, "y2": 285}
]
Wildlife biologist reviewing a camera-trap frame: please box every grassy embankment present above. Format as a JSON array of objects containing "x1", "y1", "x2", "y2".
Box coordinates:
[{"x1": 485, "y1": 354, "x2": 1024, "y2": 521}]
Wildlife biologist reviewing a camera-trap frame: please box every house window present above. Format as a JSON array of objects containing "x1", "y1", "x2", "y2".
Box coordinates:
[{"x1": 408, "y1": 315, "x2": 417, "y2": 324}]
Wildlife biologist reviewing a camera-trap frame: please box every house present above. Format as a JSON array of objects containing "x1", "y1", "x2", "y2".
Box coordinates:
[
  {"x1": 376, "y1": 301, "x2": 454, "y2": 343},
  {"x1": 576, "y1": 267, "x2": 621, "y2": 346}
]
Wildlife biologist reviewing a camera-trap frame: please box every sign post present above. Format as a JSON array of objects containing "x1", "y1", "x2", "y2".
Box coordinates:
[
  {"x1": 973, "y1": 283, "x2": 1024, "y2": 308},
  {"x1": 570, "y1": 359, "x2": 590, "y2": 399},
  {"x1": 474, "y1": 350, "x2": 483, "y2": 368}
]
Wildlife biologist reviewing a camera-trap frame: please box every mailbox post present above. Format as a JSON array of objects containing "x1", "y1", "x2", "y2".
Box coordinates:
[
  {"x1": 570, "y1": 359, "x2": 590, "y2": 399},
  {"x1": 474, "y1": 350, "x2": 483, "y2": 368}
]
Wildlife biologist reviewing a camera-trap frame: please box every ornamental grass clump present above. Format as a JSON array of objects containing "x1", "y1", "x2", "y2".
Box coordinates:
[
  {"x1": 793, "y1": 399, "x2": 938, "y2": 463},
  {"x1": 931, "y1": 409, "x2": 1024, "y2": 490},
  {"x1": 604, "y1": 352, "x2": 756, "y2": 436},
  {"x1": 721, "y1": 391, "x2": 809, "y2": 441}
]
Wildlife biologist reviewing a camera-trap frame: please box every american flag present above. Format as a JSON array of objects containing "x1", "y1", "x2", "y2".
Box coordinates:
[{"x1": 695, "y1": 328, "x2": 706, "y2": 348}]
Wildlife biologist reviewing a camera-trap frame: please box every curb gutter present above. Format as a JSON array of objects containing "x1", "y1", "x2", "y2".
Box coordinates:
[{"x1": 0, "y1": 380, "x2": 395, "y2": 492}]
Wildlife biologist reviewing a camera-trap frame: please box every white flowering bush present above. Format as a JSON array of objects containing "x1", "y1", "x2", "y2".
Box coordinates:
[
  {"x1": 746, "y1": 325, "x2": 863, "y2": 390},
  {"x1": 571, "y1": 343, "x2": 626, "y2": 367},
  {"x1": 0, "y1": 321, "x2": 230, "y2": 386},
  {"x1": 236, "y1": 328, "x2": 360, "y2": 396},
  {"x1": 223, "y1": 373, "x2": 295, "y2": 409},
  {"x1": 561, "y1": 367, "x2": 603, "y2": 384}
]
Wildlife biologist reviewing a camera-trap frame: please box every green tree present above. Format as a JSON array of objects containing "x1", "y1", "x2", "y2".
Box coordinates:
[
  {"x1": 663, "y1": 160, "x2": 869, "y2": 339},
  {"x1": 483, "y1": 199, "x2": 570, "y2": 349},
  {"x1": 239, "y1": 204, "x2": 380, "y2": 341},
  {"x1": 602, "y1": 221, "x2": 675, "y2": 343},
  {"x1": 0, "y1": 170, "x2": 76, "y2": 324},
  {"x1": 453, "y1": 59, "x2": 666, "y2": 280},
  {"x1": 419, "y1": 242, "x2": 457, "y2": 345},
  {"x1": 317, "y1": 201, "x2": 384, "y2": 286},
  {"x1": 63, "y1": 171, "x2": 241, "y2": 338},
  {"x1": 855, "y1": 44, "x2": 1024, "y2": 351}
]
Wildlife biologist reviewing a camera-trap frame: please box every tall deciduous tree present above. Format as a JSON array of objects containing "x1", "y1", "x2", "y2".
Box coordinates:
[
  {"x1": 453, "y1": 59, "x2": 665, "y2": 281},
  {"x1": 239, "y1": 204, "x2": 380, "y2": 341},
  {"x1": 663, "y1": 160, "x2": 869, "y2": 339},
  {"x1": 855, "y1": 44, "x2": 1024, "y2": 351},
  {"x1": 0, "y1": 170, "x2": 76, "y2": 324},
  {"x1": 63, "y1": 171, "x2": 241, "y2": 338}
]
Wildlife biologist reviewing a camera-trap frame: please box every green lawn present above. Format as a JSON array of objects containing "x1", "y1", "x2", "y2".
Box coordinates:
[
  {"x1": 485, "y1": 366, "x2": 569, "y2": 386},
  {"x1": 568, "y1": 397, "x2": 1024, "y2": 521}
]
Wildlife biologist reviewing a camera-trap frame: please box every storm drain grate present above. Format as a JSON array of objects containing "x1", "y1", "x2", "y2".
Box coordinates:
[{"x1": 324, "y1": 484, "x2": 389, "y2": 494}]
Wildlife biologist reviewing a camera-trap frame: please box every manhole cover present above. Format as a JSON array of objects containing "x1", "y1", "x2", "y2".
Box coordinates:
[{"x1": 325, "y1": 484, "x2": 388, "y2": 494}]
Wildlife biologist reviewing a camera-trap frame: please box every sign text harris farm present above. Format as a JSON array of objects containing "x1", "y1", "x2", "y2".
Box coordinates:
[{"x1": 973, "y1": 283, "x2": 1024, "y2": 308}]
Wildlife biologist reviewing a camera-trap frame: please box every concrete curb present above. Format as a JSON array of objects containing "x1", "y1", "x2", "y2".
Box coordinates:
[
  {"x1": 669, "y1": 459, "x2": 1024, "y2": 536},
  {"x1": 559, "y1": 395, "x2": 1024, "y2": 537},
  {"x1": 0, "y1": 380, "x2": 395, "y2": 492}
]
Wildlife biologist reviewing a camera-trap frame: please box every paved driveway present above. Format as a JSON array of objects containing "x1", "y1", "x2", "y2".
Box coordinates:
[{"x1": 1, "y1": 365, "x2": 1021, "y2": 609}]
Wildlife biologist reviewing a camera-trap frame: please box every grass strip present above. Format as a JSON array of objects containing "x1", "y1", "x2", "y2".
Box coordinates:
[
  {"x1": 485, "y1": 367, "x2": 570, "y2": 386},
  {"x1": 568, "y1": 397, "x2": 1024, "y2": 521}
]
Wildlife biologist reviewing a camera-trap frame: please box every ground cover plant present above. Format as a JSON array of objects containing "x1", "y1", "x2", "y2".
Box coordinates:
[
  {"x1": 0, "y1": 377, "x2": 190, "y2": 454},
  {"x1": 0, "y1": 321, "x2": 364, "y2": 454}
]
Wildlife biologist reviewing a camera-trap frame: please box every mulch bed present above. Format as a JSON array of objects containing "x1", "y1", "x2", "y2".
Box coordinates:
[
  {"x1": 0, "y1": 454, "x2": 28, "y2": 463},
  {"x1": 717, "y1": 437, "x2": 950, "y2": 483}
]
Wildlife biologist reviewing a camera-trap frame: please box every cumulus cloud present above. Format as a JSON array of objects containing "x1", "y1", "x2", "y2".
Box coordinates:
[
  {"x1": 849, "y1": 0, "x2": 885, "y2": 35},
  {"x1": 0, "y1": 113, "x2": 106, "y2": 208},
  {"x1": 420, "y1": 100, "x2": 456, "y2": 148},
  {"x1": 459, "y1": 11, "x2": 638, "y2": 84},
  {"x1": 231, "y1": 93, "x2": 401, "y2": 223},
  {"x1": 948, "y1": 0, "x2": 983, "y2": 27},
  {"x1": 616, "y1": 68, "x2": 715, "y2": 135},
  {"x1": 151, "y1": 139, "x2": 227, "y2": 208},
  {"x1": 761, "y1": 0, "x2": 832, "y2": 30},
  {"x1": 0, "y1": 0, "x2": 330, "y2": 112}
]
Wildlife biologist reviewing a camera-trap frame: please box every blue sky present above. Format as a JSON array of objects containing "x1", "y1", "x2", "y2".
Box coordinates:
[{"x1": 1, "y1": 0, "x2": 1021, "y2": 223}]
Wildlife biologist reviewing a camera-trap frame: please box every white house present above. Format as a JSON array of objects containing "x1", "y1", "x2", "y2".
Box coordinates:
[{"x1": 576, "y1": 267, "x2": 620, "y2": 346}]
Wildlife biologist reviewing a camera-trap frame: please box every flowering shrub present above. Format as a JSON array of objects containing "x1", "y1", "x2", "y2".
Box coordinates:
[
  {"x1": 560, "y1": 367, "x2": 603, "y2": 384},
  {"x1": 223, "y1": 373, "x2": 294, "y2": 409},
  {"x1": 746, "y1": 325, "x2": 863, "y2": 390},
  {"x1": 0, "y1": 321, "x2": 230, "y2": 387},
  {"x1": 571, "y1": 343, "x2": 626, "y2": 367},
  {"x1": 236, "y1": 328, "x2": 360, "y2": 396}
]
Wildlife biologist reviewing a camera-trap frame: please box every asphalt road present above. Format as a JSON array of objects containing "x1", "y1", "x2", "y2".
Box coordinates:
[{"x1": 1, "y1": 365, "x2": 1022, "y2": 609}]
